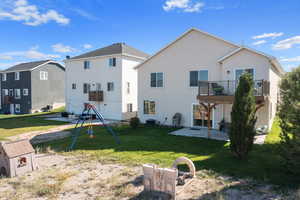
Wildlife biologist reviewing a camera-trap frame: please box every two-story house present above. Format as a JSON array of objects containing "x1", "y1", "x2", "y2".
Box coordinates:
[
  {"x1": 65, "y1": 43, "x2": 149, "y2": 120},
  {"x1": 0, "y1": 60, "x2": 65, "y2": 114},
  {"x1": 136, "y1": 28, "x2": 284, "y2": 131}
]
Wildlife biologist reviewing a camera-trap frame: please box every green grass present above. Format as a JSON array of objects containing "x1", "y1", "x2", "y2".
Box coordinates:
[
  {"x1": 0, "y1": 106, "x2": 65, "y2": 119},
  {"x1": 0, "y1": 107, "x2": 68, "y2": 140},
  {"x1": 39, "y1": 120, "x2": 293, "y2": 186},
  {"x1": 265, "y1": 117, "x2": 281, "y2": 144}
]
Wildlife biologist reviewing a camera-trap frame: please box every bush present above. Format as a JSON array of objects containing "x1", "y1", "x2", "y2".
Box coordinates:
[
  {"x1": 130, "y1": 117, "x2": 140, "y2": 129},
  {"x1": 278, "y1": 66, "x2": 300, "y2": 178},
  {"x1": 229, "y1": 73, "x2": 257, "y2": 160}
]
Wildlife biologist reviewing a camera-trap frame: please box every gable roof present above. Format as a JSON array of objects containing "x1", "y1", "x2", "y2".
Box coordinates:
[
  {"x1": 70, "y1": 43, "x2": 149, "y2": 60},
  {"x1": 135, "y1": 28, "x2": 240, "y2": 69},
  {"x1": 0, "y1": 139, "x2": 34, "y2": 158},
  {"x1": 134, "y1": 28, "x2": 285, "y2": 75},
  {"x1": 218, "y1": 46, "x2": 285, "y2": 75},
  {"x1": 2, "y1": 60, "x2": 64, "y2": 73}
]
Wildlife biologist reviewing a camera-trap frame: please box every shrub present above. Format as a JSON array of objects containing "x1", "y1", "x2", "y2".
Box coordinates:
[
  {"x1": 278, "y1": 66, "x2": 300, "y2": 178},
  {"x1": 130, "y1": 117, "x2": 140, "y2": 129},
  {"x1": 229, "y1": 73, "x2": 257, "y2": 160}
]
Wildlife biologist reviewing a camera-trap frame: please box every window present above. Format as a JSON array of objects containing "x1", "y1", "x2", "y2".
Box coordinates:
[
  {"x1": 109, "y1": 58, "x2": 116, "y2": 67},
  {"x1": 2, "y1": 89, "x2": 8, "y2": 96},
  {"x1": 40, "y1": 71, "x2": 48, "y2": 80},
  {"x1": 235, "y1": 68, "x2": 254, "y2": 81},
  {"x1": 23, "y1": 89, "x2": 29, "y2": 96},
  {"x1": 150, "y1": 72, "x2": 163, "y2": 87},
  {"x1": 72, "y1": 83, "x2": 76, "y2": 90},
  {"x1": 9, "y1": 89, "x2": 13, "y2": 96},
  {"x1": 17, "y1": 157, "x2": 26, "y2": 167},
  {"x1": 15, "y1": 72, "x2": 20, "y2": 80},
  {"x1": 107, "y1": 82, "x2": 114, "y2": 91},
  {"x1": 14, "y1": 89, "x2": 21, "y2": 99},
  {"x1": 127, "y1": 82, "x2": 130, "y2": 94},
  {"x1": 84, "y1": 61, "x2": 90, "y2": 69},
  {"x1": 2, "y1": 73, "x2": 7, "y2": 81},
  {"x1": 190, "y1": 70, "x2": 208, "y2": 87},
  {"x1": 15, "y1": 104, "x2": 21, "y2": 113},
  {"x1": 96, "y1": 83, "x2": 101, "y2": 91},
  {"x1": 83, "y1": 83, "x2": 91, "y2": 94},
  {"x1": 144, "y1": 100, "x2": 155, "y2": 114},
  {"x1": 127, "y1": 103, "x2": 133, "y2": 112}
]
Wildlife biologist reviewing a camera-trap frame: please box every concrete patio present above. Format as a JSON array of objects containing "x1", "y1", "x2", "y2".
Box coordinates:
[{"x1": 169, "y1": 128, "x2": 229, "y2": 141}]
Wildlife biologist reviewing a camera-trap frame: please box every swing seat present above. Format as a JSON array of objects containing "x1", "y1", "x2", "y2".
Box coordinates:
[{"x1": 87, "y1": 129, "x2": 94, "y2": 135}]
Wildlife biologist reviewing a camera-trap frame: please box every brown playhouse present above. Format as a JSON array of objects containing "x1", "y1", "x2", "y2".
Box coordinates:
[{"x1": 0, "y1": 139, "x2": 38, "y2": 177}]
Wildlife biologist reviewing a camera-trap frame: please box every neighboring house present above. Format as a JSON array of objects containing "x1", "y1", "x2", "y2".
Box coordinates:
[
  {"x1": 136, "y1": 28, "x2": 284, "y2": 131},
  {"x1": 0, "y1": 60, "x2": 65, "y2": 114},
  {"x1": 65, "y1": 43, "x2": 149, "y2": 120}
]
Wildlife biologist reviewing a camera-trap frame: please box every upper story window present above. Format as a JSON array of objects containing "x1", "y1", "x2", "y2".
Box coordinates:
[
  {"x1": 83, "y1": 83, "x2": 91, "y2": 94},
  {"x1": 23, "y1": 89, "x2": 29, "y2": 96},
  {"x1": 96, "y1": 83, "x2": 101, "y2": 91},
  {"x1": 14, "y1": 89, "x2": 21, "y2": 99},
  {"x1": 9, "y1": 89, "x2": 13, "y2": 97},
  {"x1": 2, "y1": 73, "x2": 7, "y2": 81},
  {"x1": 72, "y1": 83, "x2": 76, "y2": 90},
  {"x1": 107, "y1": 82, "x2": 114, "y2": 91},
  {"x1": 109, "y1": 58, "x2": 116, "y2": 67},
  {"x1": 84, "y1": 61, "x2": 90, "y2": 69},
  {"x1": 127, "y1": 82, "x2": 130, "y2": 94},
  {"x1": 40, "y1": 71, "x2": 48, "y2": 80},
  {"x1": 15, "y1": 72, "x2": 20, "y2": 80},
  {"x1": 235, "y1": 68, "x2": 254, "y2": 80},
  {"x1": 190, "y1": 70, "x2": 208, "y2": 87},
  {"x1": 150, "y1": 72, "x2": 163, "y2": 87}
]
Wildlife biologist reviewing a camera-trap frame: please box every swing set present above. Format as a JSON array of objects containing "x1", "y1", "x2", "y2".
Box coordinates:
[{"x1": 68, "y1": 103, "x2": 121, "y2": 151}]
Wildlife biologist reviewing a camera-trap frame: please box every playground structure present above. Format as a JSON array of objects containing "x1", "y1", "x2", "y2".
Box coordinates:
[
  {"x1": 68, "y1": 103, "x2": 120, "y2": 151},
  {"x1": 143, "y1": 157, "x2": 195, "y2": 200}
]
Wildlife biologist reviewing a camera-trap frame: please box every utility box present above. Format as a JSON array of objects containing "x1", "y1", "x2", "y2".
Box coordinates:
[{"x1": 0, "y1": 139, "x2": 38, "y2": 177}]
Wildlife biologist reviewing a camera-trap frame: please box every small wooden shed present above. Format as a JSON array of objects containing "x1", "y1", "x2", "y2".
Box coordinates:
[{"x1": 0, "y1": 139, "x2": 37, "y2": 177}]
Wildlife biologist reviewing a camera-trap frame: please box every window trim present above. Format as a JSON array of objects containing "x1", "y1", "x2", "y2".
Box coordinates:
[
  {"x1": 189, "y1": 69, "x2": 209, "y2": 87},
  {"x1": 150, "y1": 72, "x2": 164, "y2": 88},
  {"x1": 84, "y1": 61, "x2": 90, "y2": 70},
  {"x1": 15, "y1": 104, "x2": 21, "y2": 113},
  {"x1": 2, "y1": 89, "x2": 8, "y2": 96},
  {"x1": 40, "y1": 71, "x2": 48, "y2": 80},
  {"x1": 72, "y1": 83, "x2": 76, "y2": 90},
  {"x1": 109, "y1": 57, "x2": 116, "y2": 67},
  {"x1": 83, "y1": 83, "x2": 91, "y2": 94},
  {"x1": 234, "y1": 68, "x2": 255, "y2": 81},
  {"x1": 143, "y1": 100, "x2": 156, "y2": 115},
  {"x1": 14, "y1": 89, "x2": 21, "y2": 99},
  {"x1": 127, "y1": 103, "x2": 133, "y2": 112},
  {"x1": 2, "y1": 73, "x2": 7, "y2": 81},
  {"x1": 107, "y1": 82, "x2": 114, "y2": 91},
  {"x1": 23, "y1": 88, "x2": 29, "y2": 96},
  {"x1": 15, "y1": 72, "x2": 20, "y2": 80}
]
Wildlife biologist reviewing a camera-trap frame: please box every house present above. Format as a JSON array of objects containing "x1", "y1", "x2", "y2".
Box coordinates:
[
  {"x1": 64, "y1": 43, "x2": 149, "y2": 120},
  {"x1": 0, "y1": 139, "x2": 38, "y2": 177},
  {"x1": 0, "y1": 60, "x2": 65, "y2": 114},
  {"x1": 136, "y1": 28, "x2": 284, "y2": 131}
]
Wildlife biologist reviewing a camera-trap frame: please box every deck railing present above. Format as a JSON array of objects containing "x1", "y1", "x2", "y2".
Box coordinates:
[
  {"x1": 198, "y1": 80, "x2": 270, "y2": 97},
  {"x1": 89, "y1": 91, "x2": 104, "y2": 102}
]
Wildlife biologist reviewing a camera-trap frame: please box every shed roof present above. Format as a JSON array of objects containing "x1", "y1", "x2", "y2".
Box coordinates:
[{"x1": 0, "y1": 139, "x2": 34, "y2": 158}]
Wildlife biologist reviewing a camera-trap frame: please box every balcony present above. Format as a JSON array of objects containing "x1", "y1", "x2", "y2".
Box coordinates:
[
  {"x1": 89, "y1": 91, "x2": 104, "y2": 102},
  {"x1": 3, "y1": 96, "x2": 13, "y2": 104},
  {"x1": 197, "y1": 80, "x2": 270, "y2": 104}
]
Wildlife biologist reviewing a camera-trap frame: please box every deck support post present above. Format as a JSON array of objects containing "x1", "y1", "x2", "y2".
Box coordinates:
[{"x1": 200, "y1": 102, "x2": 217, "y2": 139}]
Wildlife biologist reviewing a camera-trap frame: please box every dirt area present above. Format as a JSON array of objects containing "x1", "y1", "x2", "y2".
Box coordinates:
[{"x1": 0, "y1": 153, "x2": 299, "y2": 200}]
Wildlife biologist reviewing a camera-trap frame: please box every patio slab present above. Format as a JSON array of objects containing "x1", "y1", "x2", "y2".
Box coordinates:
[{"x1": 169, "y1": 128, "x2": 229, "y2": 141}]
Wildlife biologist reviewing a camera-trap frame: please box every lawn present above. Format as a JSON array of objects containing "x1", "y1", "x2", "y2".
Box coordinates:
[
  {"x1": 0, "y1": 107, "x2": 68, "y2": 141},
  {"x1": 38, "y1": 120, "x2": 293, "y2": 186}
]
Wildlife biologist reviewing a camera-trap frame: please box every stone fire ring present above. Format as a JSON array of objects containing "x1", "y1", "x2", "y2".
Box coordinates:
[{"x1": 171, "y1": 157, "x2": 196, "y2": 178}]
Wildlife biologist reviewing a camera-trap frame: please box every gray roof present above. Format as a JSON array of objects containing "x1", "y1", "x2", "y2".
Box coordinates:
[
  {"x1": 0, "y1": 139, "x2": 34, "y2": 158},
  {"x1": 2, "y1": 60, "x2": 63, "y2": 72},
  {"x1": 71, "y1": 43, "x2": 149, "y2": 60}
]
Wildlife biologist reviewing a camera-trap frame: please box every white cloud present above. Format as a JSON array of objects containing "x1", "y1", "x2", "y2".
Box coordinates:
[
  {"x1": 52, "y1": 43, "x2": 76, "y2": 53},
  {"x1": 0, "y1": 46, "x2": 60, "y2": 60},
  {"x1": 0, "y1": 0, "x2": 70, "y2": 26},
  {"x1": 273, "y1": 36, "x2": 300, "y2": 50},
  {"x1": 280, "y1": 56, "x2": 300, "y2": 62},
  {"x1": 252, "y1": 40, "x2": 266, "y2": 46},
  {"x1": 71, "y1": 8, "x2": 100, "y2": 21},
  {"x1": 163, "y1": 0, "x2": 205, "y2": 13},
  {"x1": 252, "y1": 32, "x2": 284, "y2": 40},
  {"x1": 83, "y1": 44, "x2": 92, "y2": 49}
]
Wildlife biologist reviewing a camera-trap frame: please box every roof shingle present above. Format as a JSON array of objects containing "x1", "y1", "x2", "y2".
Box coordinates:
[
  {"x1": 0, "y1": 139, "x2": 35, "y2": 158},
  {"x1": 2, "y1": 60, "x2": 51, "y2": 72}
]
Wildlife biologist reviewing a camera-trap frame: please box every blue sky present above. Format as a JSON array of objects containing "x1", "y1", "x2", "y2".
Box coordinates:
[{"x1": 0, "y1": 0, "x2": 299, "y2": 71}]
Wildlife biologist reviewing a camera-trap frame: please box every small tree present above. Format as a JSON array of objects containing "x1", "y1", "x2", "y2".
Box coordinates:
[
  {"x1": 278, "y1": 66, "x2": 300, "y2": 176},
  {"x1": 229, "y1": 73, "x2": 257, "y2": 160}
]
